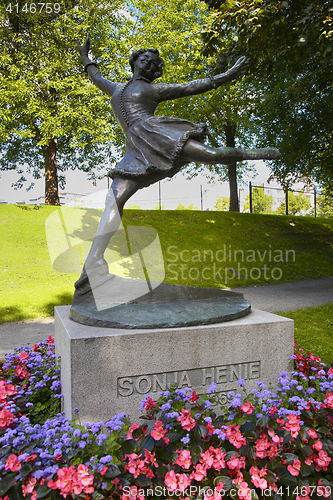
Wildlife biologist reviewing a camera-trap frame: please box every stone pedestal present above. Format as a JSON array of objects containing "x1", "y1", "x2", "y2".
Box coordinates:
[{"x1": 54, "y1": 306, "x2": 293, "y2": 423}]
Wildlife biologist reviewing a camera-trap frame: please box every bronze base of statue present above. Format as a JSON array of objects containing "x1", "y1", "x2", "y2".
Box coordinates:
[{"x1": 70, "y1": 279, "x2": 251, "y2": 329}]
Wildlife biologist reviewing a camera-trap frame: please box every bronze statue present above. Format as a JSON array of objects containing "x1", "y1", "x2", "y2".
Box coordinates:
[{"x1": 75, "y1": 36, "x2": 279, "y2": 294}]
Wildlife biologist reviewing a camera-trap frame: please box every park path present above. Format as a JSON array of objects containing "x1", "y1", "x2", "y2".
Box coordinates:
[{"x1": 0, "y1": 276, "x2": 332, "y2": 358}]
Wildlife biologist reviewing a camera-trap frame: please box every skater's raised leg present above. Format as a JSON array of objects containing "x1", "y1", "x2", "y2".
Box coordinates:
[{"x1": 181, "y1": 139, "x2": 280, "y2": 165}]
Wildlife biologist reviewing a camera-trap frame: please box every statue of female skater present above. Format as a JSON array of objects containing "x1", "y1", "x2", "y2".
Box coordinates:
[{"x1": 76, "y1": 36, "x2": 279, "y2": 294}]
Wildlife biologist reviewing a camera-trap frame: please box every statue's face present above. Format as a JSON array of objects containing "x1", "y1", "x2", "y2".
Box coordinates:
[{"x1": 134, "y1": 52, "x2": 161, "y2": 81}]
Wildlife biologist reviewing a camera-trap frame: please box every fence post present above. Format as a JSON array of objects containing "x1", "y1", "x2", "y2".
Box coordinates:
[
  {"x1": 285, "y1": 189, "x2": 288, "y2": 215},
  {"x1": 249, "y1": 181, "x2": 252, "y2": 213},
  {"x1": 200, "y1": 184, "x2": 203, "y2": 211},
  {"x1": 314, "y1": 189, "x2": 317, "y2": 217},
  {"x1": 159, "y1": 181, "x2": 162, "y2": 210}
]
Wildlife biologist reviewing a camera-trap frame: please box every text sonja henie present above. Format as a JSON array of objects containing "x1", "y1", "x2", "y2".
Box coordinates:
[{"x1": 117, "y1": 361, "x2": 261, "y2": 397}]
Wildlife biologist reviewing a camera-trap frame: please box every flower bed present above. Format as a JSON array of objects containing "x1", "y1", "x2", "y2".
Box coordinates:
[{"x1": 0, "y1": 339, "x2": 332, "y2": 500}]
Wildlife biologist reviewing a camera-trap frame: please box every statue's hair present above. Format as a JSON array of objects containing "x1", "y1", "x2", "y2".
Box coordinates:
[{"x1": 129, "y1": 48, "x2": 164, "y2": 79}]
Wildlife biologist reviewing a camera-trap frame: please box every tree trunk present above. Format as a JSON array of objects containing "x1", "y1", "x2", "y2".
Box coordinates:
[
  {"x1": 43, "y1": 138, "x2": 60, "y2": 205},
  {"x1": 225, "y1": 122, "x2": 239, "y2": 212}
]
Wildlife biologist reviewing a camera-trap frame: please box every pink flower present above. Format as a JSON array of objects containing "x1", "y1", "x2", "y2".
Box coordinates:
[
  {"x1": 0, "y1": 408, "x2": 14, "y2": 428},
  {"x1": 200, "y1": 450, "x2": 214, "y2": 468},
  {"x1": 15, "y1": 364, "x2": 30, "y2": 380},
  {"x1": 126, "y1": 423, "x2": 140, "y2": 440},
  {"x1": 151, "y1": 420, "x2": 168, "y2": 442},
  {"x1": 325, "y1": 391, "x2": 333, "y2": 409},
  {"x1": 254, "y1": 434, "x2": 270, "y2": 459},
  {"x1": 176, "y1": 449, "x2": 192, "y2": 469},
  {"x1": 307, "y1": 429, "x2": 317, "y2": 439},
  {"x1": 190, "y1": 463, "x2": 207, "y2": 482},
  {"x1": 238, "y1": 481, "x2": 252, "y2": 499},
  {"x1": 314, "y1": 450, "x2": 331, "y2": 471},
  {"x1": 210, "y1": 447, "x2": 226, "y2": 471},
  {"x1": 225, "y1": 424, "x2": 246, "y2": 449},
  {"x1": 312, "y1": 440, "x2": 323, "y2": 451},
  {"x1": 227, "y1": 455, "x2": 241, "y2": 470},
  {"x1": 239, "y1": 401, "x2": 255, "y2": 415},
  {"x1": 164, "y1": 470, "x2": 178, "y2": 491},
  {"x1": 284, "y1": 414, "x2": 301, "y2": 434},
  {"x1": 19, "y1": 351, "x2": 29, "y2": 362},
  {"x1": 287, "y1": 459, "x2": 301, "y2": 476},
  {"x1": 204, "y1": 491, "x2": 222, "y2": 500},
  {"x1": 22, "y1": 476, "x2": 37, "y2": 497},
  {"x1": 177, "y1": 409, "x2": 196, "y2": 431},
  {"x1": 5, "y1": 454, "x2": 21, "y2": 472},
  {"x1": 121, "y1": 485, "x2": 145, "y2": 500}
]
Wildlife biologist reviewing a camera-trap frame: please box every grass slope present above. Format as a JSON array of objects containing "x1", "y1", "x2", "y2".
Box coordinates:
[
  {"x1": 277, "y1": 303, "x2": 333, "y2": 366},
  {"x1": 0, "y1": 205, "x2": 333, "y2": 324}
]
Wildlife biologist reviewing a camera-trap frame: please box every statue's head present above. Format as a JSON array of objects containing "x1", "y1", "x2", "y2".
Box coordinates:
[{"x1": 129, "y1": 48, "x2": 164, "y2": 81}]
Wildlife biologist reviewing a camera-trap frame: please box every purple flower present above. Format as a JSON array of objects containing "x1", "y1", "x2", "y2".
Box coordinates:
[
  {"x1": 207, "y1": 382, "x2": 216, "y2": 394},
  {"x1": 180, "y1": 433, "x2": 190, "y2": 444},
  {"x1": 213, "y1": 428, "x2": 226, "y2": 440}
]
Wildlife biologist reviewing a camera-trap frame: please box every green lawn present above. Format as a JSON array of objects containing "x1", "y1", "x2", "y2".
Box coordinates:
[
  {"x1": 0, "y1": 205, "x2": 333, "y2": 325},
  {"x1": 277, "y1": 303, "x2": 333, "y2": 366}
]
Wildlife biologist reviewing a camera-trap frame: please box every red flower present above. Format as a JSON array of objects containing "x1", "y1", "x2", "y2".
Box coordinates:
[
  {"x1": 144, "y1": 397, "x2": 157, "y2": 411},
  {"x1": 190, "y1": 390, "x2": 199, "y2": 402}
]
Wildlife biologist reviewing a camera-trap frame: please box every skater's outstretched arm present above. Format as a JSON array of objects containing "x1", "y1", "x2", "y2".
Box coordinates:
[
  {"x1": 156, "y1": 56, "x2": 249, "y2": 102},
  {"x1": 77, "y1": 34, "x2": 118, "y2": 96}
]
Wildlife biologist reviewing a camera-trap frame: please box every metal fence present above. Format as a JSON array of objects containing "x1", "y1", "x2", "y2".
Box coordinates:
[{"x1": 248, "y1": 182, "x2": 319, "y2": 216}]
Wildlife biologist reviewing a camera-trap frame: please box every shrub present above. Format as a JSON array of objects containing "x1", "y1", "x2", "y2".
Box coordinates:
[{"x1": 0, "y1": 340, "x2": 332, "y2": 500}]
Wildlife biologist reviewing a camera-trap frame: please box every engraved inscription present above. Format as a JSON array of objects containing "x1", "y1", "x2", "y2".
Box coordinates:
[{"x1": 117, "y1": 361, "x2": 260, "y2": 397}]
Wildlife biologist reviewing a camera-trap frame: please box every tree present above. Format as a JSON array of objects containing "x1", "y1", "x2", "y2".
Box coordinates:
[
  {"x1": 276, "y1": 191, "x2": 311, "y2": 216},
  {"x1": 314, "y1": 189, "x2": 333, "y2": 218},
  {"x1": 175, "y1": 203, "x2": 199, "y2": 210},
  {"x1": 125, "y1": 0, "x2": 261, "y2": 212},
  {"x1": 213, "y1": 197, "x2": 229, "y2": 211},
  {"x1": 243, "y1": 187, "x2": 273, "y2": 213},
  {"x1": 0, "y1": 0, "x2": 131, "y2": 204},
  {"x1": 202, "y1": 0, "x2": 333, "y2": 192}
]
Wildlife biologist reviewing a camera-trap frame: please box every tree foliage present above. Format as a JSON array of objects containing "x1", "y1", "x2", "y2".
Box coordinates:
[
  {"x1": 213, "y1": 196, "x2": 229, "y2": 211},
  {"x1": 243, "y1": 186, "x2": 274, "y2": 213},
  {"x1": 202, "y1": 0, "x2": 333, "y2": 191},
  {"x1": 276, "y1": 191, "x2": 312, "y2": 216}
]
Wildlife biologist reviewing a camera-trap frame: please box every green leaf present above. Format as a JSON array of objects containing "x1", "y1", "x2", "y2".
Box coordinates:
[
  {"x1": 195, "y1": 424, "x2": 207, "y2": 439},
  {"x1": 276, "y1": 467, "x2": 297, "y2": 487},
  {"x1": 256, "y1": 415, "x2": 269, "y2": 428},
  {"x1": 270, "y1": 456, "x2": 283, "y2": 469},
  {"x1": 191, "y1": 444, "x2": 203, "y2": 463},
  {"x1": 120, "y1": 439, "x2": 136, "y2": 455},
  {"x1": 19, "y1": 462, "x2": 33, "y2": 478},
  {"x1": 317, "y1": 426, "x2": 330, "y2": 434},
  {"x1": 282, "y1": 453, "x2": 299, "y2": 465},
  {"x1": 300, "y1": 462, "x2": 314, "y2": 477},
  {"x1": 0, "y1": 473, "x2": 17, "y2": 496},
  {"x1": 104, "y1": 464, "x2": 120, "y2": 479},
  {"x1": 213, "y1": 476, "x2": 232, "y2": 490},
  {"x1": 167, "y1": 432, "x2": 181, "y2": 443},
  {"x1": 36, "y1": 484, "x2": 53, "y2": 499},
  {"x1": 141, "y1": 435, "x2": 155, "y2": 452}
]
